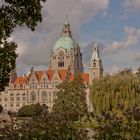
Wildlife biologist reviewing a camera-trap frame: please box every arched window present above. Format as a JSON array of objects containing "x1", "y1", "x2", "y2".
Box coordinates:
[
  {"x1": 22, "y1": 93, "x2": 26, "y2": 101},
  {"x1": 10, "y1": 93, "x2": 14, "y2": 101},
  {"x1": 41, "y1": 91, "x2": 48, "y2": 102},
  {"x1": 93, "y1": 60, "x2": 96, "y2": 67},
  {"x1": 30, "y1": 91, "x2": 36, "y2": 101},
  {"x1": 16, "y1": 93, "x2": 20, "y2": 101}
]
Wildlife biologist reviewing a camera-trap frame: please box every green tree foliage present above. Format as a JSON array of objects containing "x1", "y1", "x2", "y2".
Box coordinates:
[
  {"x1": 90, "y1": 69, "x2": 140, "y2": 139},
  {"x1": 0, "y1": 75, "x2": 88, "y2": 140},
  {"x1": 0, "y1": 0, "x2": 46, "y2": 91},
  {"x1": 0, "y1": 112, "x2": 87, "y2": 140},
  {"x1": 53, "y1": 73, "x2": 88, "y2": 121},
  {"x1": 93, "y1": 108, "x2": 140, "y2": 139},
  {"x1": 18, "y1": 103, "x2": 47, "y2": 117},
  {"x1": 136, "y1": 67, "x2": 140, "y2": 79},
  {"x1": 0, "y1": 104, "x2": 3, "y2": 113},
  {"x1": 0, "y1": 42, "x2": 17, "y2": 91},
  {"x1": 91, "y1": 70, "x2": 140, "y2": 114}
]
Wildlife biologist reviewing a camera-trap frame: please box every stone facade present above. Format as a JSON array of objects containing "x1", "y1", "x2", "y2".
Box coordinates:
[{"x1": 0, "y1": 18, "x2": 103, "y2": 112}]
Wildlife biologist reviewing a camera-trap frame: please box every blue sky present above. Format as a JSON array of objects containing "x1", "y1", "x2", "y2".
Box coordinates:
[
  {"x1": 10, "y1": 0, "x2": 140, "y2": 75},
  {"x1": 81, "y1": 0, "x2": 140, "y2": 73}
]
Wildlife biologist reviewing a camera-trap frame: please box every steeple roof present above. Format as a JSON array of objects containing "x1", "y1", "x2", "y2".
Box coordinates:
[
  {"x1": 91, "y1": 43, "x2": 100, "y2": 61},
  {"x1": 64, "y1": 15, "x2": 69, "y2": 25}
]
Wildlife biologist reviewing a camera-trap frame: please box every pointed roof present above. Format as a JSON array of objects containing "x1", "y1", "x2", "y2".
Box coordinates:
[
  {"x1": 12, "y1": 70, "x2": 89, "y2": 87},
  {"x1": 91, "y1": 43, "x2": 100, "y2": 61},
  {"x1": 64, "y1": 15, "x2": 69, "y2": 25}
]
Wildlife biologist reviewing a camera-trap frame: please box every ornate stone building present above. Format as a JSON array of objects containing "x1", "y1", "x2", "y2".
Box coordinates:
[{"x1": 0, "y1": 18, "x2": 103, "y2": 112}]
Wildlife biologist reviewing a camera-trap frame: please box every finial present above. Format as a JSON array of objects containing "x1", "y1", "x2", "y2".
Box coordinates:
[
  {"x1": 64, "y1": 14, "x2": 69, "y2": 25},
  {"x1": 30, "y1": 66, "x2": 34, "y2": 72}
]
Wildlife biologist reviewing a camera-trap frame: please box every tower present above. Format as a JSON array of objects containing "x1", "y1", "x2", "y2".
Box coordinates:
[
  {"x1": 50, "y1": 16, "x2": 83, "y2": 73},
  {"x1": 89, "y1": 43, "x2": 103, "y2": 85}
]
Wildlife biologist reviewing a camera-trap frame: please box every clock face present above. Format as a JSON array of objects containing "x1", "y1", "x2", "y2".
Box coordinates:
[{"x1": 58, "y1": 51, "x2": 64, "y2": 59}]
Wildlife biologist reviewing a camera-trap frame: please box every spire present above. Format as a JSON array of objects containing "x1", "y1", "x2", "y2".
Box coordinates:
[
  {"x1": 62, "y1": 15, "x2": 72, "y2": 37},
  {"x1": 91, "y1": 43, "x2": 100, "y2": 61},
  {"x1": 64, "y1": 14, "x2": 69, "y2": 25}
]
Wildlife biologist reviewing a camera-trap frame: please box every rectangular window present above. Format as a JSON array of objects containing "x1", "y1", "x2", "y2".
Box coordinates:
[
  {"x1": 23, "y1": 97, "x2": 26, "y2": 101},
  {"x1": 16, "y1": 103, "x2": 20, "y2": 107},
  {"x1": 16, "y1": 97, "x2": 20, "y2": 101},
  {"x1": 10, "y1": 97, "x2": 14, "y2": 101},
  {"x1": 10, "y1": 103, "x2": 14, "y2": 107}
]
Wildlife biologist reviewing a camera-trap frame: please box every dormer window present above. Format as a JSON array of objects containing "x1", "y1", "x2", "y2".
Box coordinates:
[{"x1": 43, "y1": 78, "x2": 46, "y2": 83}]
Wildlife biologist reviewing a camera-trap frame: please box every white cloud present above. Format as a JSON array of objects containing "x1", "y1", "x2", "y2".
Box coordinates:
[
  {"x1": 123, "y1": 0, "x2": 140, "y2": 12},
  {"x1": 10, "y1": 0, "x2": 109, "y2": 73},
  {"x1": 103, "y1": 26, "x2": 140, "y2": 54}
]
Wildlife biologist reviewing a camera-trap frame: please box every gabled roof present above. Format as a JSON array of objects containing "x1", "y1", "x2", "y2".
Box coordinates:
[
  {"x1": 70, "y1": 73, "x2": 89, "y2": 83},
  {"x1": 35, "y1": 71, "x2": 43, "y2": 81},
  {"x1": 12, "y1": 69, "x2": 89, "y2": 86},
  {"x1": 13, "y1": 76, "x2": 28, "y2": 86}
]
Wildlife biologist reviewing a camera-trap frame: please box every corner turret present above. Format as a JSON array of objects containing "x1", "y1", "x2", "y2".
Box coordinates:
[{"x1": 89, "y1": 43, "x2": 103, "y2": 85}]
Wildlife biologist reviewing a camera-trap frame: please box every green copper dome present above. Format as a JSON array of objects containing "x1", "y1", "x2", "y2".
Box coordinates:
[{"x1": 53, "y1": 36, "x2": 77, "y2": 53}]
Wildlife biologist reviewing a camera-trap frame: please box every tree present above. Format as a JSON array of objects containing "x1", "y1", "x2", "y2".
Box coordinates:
[
  {"x1": 0, "y1": 104, "x2": 3, "y2": 113},
  {"x1": 51, "y1": 74, "x2": 88, "y2": 140},
  {"x1": 91, "y1": 70, "x2": 140, "y2": 114},
  {"x1": 89, "y1": 69, "x2": 140, "y2": 139},
  {"x1": 0, "y1": 0, "x2": 46, "y2": 91},
  {"x1": 118, "y1": 67, "x2": 133, "y2": 76},
  {"x1": 18, "y1": 103, "x2": 47, "y2": 117},
  {"x1": 0, "y1": 75, "x2": 88, "y2": 140},
  {"x1": 136, "y1": 67, "x2": 140, "y2": 79},
  {"x1": 53, "y1": 73, "x2": 88, "y2": 121}
]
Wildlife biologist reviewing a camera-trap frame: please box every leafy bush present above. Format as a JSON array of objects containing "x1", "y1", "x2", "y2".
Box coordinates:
[{"x1": 18, "y1": 103, "x2": 44, "y2": 117}]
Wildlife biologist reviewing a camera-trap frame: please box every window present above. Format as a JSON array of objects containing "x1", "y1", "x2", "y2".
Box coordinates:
[
  {"x1": 93, "y1": 60, "x2": 96, "y2": 67},
  {"x1": 10, "y1": 103, "x2": 14, "y2": 107},
  {"x1": 43, "y1": 78, "x2": 46, "y2": 83},
  {"x1": 5, "y1": 97, "x2": 7, "y2": 101},
  {"x1": 22, "y1": 93, "x2": 26, "y2": 101},
  {"x1": 30, "y1": 91, "x2": 36, "y2": 101},
  {"x1": 10, "y1": 93, "x2": 14, "y2": 101},
  {"x1": 58, "y1": 61, "x2": 64, "y2": 67},
  {"x1": 41, "y1": 91, "x2": 48, "y2": 102},
  {"x1": 66, "y1": 55, "x2": 69, "y2": 59},
  {"x1": 16, "y1": 103, "x2": 20, "y2": 107},
  {"x1": 16, "y1": 93, "x2": 20, "y2": 101}
]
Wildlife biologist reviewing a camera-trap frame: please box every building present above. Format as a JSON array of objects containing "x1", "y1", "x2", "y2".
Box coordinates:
[{"x1": 0, "y1": 17, "x2": 103, "y2": 112}]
